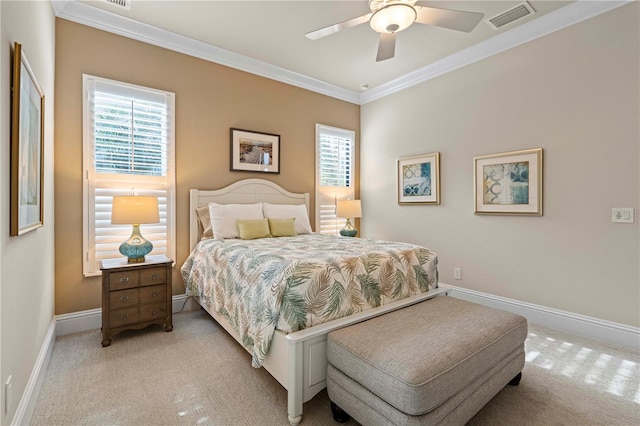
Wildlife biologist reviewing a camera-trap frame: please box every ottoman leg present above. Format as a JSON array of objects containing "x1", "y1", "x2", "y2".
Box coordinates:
[
  {"x1": 508, "y1": 372, "x2": 522, "y2": 386},
  {"x1": 331, "y1": 402, "x2": 351, "y2": 423}
]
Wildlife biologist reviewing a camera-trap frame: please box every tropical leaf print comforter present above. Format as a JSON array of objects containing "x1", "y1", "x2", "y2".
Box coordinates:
[{"x1": 181, "y1": 234, "x2": 438, "y2": 367}]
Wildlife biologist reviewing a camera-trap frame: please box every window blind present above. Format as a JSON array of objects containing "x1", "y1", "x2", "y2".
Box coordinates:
[
  {"x1": 93, "y1": 89, "x2": 168, "y2": 176},
  {"x1": 315, "y1": 124, "x2": 355, "y2": 235},
  {"x1": 83, "y1": 75, "x2": 175, "y2": 276}
]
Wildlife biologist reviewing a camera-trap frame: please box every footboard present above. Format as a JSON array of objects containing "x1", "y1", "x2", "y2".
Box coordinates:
[{"x1": 262, "y1": 331, "x2": 327, "y2": 404}]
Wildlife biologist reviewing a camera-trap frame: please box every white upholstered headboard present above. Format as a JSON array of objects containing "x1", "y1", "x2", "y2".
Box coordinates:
[{"x1": 189, "y1": 178, "x2": 310, "y2": 250}]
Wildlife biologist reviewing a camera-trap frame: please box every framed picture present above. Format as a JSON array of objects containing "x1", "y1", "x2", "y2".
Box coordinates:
[
  {"x1": 397, "y1": 152, "x2": 440, "y2": 204},
  {"x1": 230, "y1": 128, "x2": 280, "y2": 174},
  {"x1": 474, "y1": 148, "x2": 543, "y2": 215},
  {"x1": 10, "y1": 42, "x2": 45, "y2": 236}
]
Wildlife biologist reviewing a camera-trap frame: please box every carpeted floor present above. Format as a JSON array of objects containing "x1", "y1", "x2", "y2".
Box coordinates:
[{"x1": 31, "y1": 309, "x2": 640, "y2": 425}]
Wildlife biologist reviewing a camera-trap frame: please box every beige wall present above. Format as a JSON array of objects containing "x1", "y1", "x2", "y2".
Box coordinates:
[
  {"x1": 1, "y1": 1, "x2": 56, "y2": 423},
  {"x1": 361, "y1": 3, "x2": 639, "y2": 327},
  {"x1": 54, "y1": 19, "x2": 360, "y2": 315}
]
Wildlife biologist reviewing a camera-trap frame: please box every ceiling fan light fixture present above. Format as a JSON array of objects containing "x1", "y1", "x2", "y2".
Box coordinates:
[{"x1": 369, "y1": 4, "x2": 416, "y2": 33}]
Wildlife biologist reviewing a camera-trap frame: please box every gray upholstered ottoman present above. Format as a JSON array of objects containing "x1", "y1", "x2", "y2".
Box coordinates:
[{"x1": 326, "y1": 296, "x2": 527, "y2": 425}]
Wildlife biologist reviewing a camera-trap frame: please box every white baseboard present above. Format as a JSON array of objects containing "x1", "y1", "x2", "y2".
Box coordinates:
[
  {"x1": 445, "y1": 283, "x2": 640, "y2": 350},
  {"x1": 10, "y1": 320, "x2": 56, "y2": 426}
]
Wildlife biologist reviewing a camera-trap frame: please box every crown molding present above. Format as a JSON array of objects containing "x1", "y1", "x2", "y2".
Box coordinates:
[
  {"x1": 51, "y1": 0, "x2": 361, "y2": 104},
  {"x1": 52, "y1": 1, "x2": 630, "y2": 106},
  {"x1": 359, "y1": 0, "x2": 631, "y2": 104}
]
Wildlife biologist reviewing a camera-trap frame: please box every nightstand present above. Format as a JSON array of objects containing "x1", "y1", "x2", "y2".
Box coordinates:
[{"x1": 100, "y1": 254, "x2": 173, "y2": 347}]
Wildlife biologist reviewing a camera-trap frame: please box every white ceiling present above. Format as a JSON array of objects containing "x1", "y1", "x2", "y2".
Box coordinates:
[{"x1": 52, "y1": 0, "x2": 628, "y2": 104}]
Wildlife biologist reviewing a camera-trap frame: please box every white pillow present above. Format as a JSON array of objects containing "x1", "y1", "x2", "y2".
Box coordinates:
[
  {"x1": 262, "y1": 203, "x2": 313, "y2": 234},
  {"x1": 209, "y1": 203, "x2": 264, "y2": 239}
]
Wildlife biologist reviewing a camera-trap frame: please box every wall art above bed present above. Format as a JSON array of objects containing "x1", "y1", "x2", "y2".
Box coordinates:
[
  {"x1": 397, "y1": 152, "x2": 440, "y2": 204},
  {"x1": 474, "y1": 148, "x2": 543, "y2": 216},
  {"x1": 230, "y1": 128, "x2": 280, "y2": 174}
]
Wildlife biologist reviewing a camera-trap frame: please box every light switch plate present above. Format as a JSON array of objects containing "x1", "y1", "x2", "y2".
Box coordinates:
[{"x1": 611, "y1": 208, "x2": 634, "y2": 223}]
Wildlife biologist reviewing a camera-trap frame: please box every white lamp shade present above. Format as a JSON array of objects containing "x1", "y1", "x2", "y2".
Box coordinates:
[
  {"x1": 336, "y1": 200, "x2": 362, "y2": 218},
  {"x1": 111, "y1": 196, "x2": 159, "y2": 225}
]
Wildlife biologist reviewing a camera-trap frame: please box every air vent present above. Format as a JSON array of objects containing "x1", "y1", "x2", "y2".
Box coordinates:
[
  {"x1": 103, "y1": 0, "x2": 131, "y2": 10},
  {"x1": 487, "y1": 2, "x2": 535, "y2": 30}
]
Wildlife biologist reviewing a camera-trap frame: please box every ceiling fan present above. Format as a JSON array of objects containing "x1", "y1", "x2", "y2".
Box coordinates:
[{"x1": 305, "y1": 0, "x2": 485, "y2": 62}]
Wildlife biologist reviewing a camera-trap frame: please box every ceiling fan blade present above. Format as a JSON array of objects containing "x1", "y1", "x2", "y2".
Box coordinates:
[
  {"x1": 305, "y1": 13, "x2": 372, "y2": 40},
  {"x1": 414, "y1": 5, "x2": 484, "y2": 33},
  {"x1": 376, "y1": 32, "x2": 396, "y2": 62}
]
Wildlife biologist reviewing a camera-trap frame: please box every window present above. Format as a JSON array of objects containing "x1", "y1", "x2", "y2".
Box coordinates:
[
  {"x1": 315, "y1": 124, "x2": 355, "y2": 235},
  {"x1": 83, "y1": 75, "x2": 175, "y2": 276}
]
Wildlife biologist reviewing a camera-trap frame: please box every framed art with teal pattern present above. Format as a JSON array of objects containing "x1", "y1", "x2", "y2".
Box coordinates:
[
  {"x1": 474, "y1": 148, "x2": 543, "y2": 215},
  {"x1": 397, "y1": 152, "x2": 440, "y2": 204}
]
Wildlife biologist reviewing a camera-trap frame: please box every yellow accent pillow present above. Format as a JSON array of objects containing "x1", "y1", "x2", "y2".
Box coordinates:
[
  {"x1": 268, "y1": 218, "x2": 297, "y2": 237},
  {"x1": 237, "y1": 219, "x2": 271, "y2": 240}
]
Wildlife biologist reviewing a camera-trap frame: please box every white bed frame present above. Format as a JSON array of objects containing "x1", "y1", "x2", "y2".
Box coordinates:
[{"x1": 188, "y1": 179, "x2": 451, "y2": 425}]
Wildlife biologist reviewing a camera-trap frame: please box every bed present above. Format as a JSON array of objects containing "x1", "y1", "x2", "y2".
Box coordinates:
[{"x1": 182, "y1": 179, "x2": 450, "y2": 425}]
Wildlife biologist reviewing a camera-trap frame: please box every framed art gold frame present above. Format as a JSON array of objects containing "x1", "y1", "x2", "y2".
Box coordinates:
[
  {"x1": 397, "y1": 152, "x2": 440, "y2": 204},
  {"x1": 11, "y1": 42, "x2": 45, "y2": 236},
  {"x1": 230, "y1": 128, "x2": 280, "y2": 174},
  {"x1": 474, "y1": 148, "x2": 543, "y2": 215}
]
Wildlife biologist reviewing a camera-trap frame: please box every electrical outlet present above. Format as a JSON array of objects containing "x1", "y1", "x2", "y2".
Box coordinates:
[
  {"x1": 611, "y1": 208, "x2": 635, "y2": 223},
  {"x1": 453, "y1": 267, "x2": 462, "y2": 280}
]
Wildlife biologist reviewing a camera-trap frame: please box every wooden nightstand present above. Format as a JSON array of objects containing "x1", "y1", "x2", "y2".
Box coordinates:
[{"x1": 100, "y1": 254, "x2": 173, "y2": 347}]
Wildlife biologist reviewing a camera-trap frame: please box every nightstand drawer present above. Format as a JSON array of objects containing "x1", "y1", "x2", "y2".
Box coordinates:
[
  {"x1": 110, "y1": 306, "x2": 139, "y2": 327},
  {"x1": 109, "y1": 271, "x2": 139, "y2": 291},
  {"x1": 140, "y1": 267, "x2": 166, "y2": 286},
  {"x1": 139, "y1": 302, "x2": 166, "y2": 322},
  {"x1": 140, "y1": 284, "x2": 166, "y2": 304},
  {"x1": 109, "y1": 289, "x2": 139, "y2": 308}
]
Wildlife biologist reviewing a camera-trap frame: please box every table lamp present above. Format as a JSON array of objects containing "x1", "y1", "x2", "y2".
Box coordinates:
[
  {"x1": 336, "y1": 200, "x2": 362, "y2": 237},
  {"x1": 111, "y1": 195, "x2": 159, "y2": 262}
]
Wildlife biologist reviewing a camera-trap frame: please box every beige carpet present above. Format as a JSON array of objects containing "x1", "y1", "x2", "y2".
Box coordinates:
[{"x1": 31, "y1": 309, "x2": 640, "y2": 425}]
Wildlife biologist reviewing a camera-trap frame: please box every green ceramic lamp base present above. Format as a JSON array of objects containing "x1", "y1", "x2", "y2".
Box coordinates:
[
  {"x1": 339, "y1": 218, "x2": 358, "y2": 237},
  {"x1": 119, "y1": 224, "x2": 153, "y2": 263}
]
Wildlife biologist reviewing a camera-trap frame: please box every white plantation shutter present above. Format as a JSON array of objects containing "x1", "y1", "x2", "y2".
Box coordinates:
[
  {"x1": 315, "y1": 124, "x2": 355, "y2": 235},
  {"x1": 83, "y1": 75, "x2": 175, "y2": 276}
]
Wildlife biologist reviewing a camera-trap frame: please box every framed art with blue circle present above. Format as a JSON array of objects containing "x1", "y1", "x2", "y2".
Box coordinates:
[
  {"x1": 397, "y1": 152, "x2": 440, "y2": 204},
  {"x1": 473, "y1": 148, "x2": 543, "y2": 215}
]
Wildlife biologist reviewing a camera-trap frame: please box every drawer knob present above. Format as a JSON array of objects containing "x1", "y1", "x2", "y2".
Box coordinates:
[
  {"x1": 152, "y1": 310, "x2": 157, "y2": 316},
  {"x1": 120, "y1": 315, "x2": 128, "y2": 321},
  {"x1": 119, "y1": 277, "x2": 129, "y2": 283},
  {"x1": 151, "y1": 292, "x2": 158, "y2": 297},
  {"x1": 120, "y1": 296, "x2": 129, "y2": 302},
  {"x1": 151, "y1": 274, "x2": 157, "y2": 280}
]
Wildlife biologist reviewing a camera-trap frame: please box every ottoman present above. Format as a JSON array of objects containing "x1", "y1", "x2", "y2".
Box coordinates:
[{"x1": 326, "y1": 296, "x2": 527, "y2": 425}]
